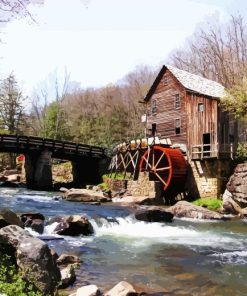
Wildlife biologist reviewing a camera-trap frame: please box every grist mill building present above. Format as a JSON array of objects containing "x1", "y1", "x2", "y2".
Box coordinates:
[{"x1": 144, "y1": 65, "x2": 238, "y2": 198}]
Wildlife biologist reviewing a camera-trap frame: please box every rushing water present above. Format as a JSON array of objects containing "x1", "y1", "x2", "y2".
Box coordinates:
[{"x1": 1, "y1": 187, "x2": 247, "y2": 295}]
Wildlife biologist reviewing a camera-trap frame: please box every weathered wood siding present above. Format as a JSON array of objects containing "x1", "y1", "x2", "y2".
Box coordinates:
[
  {"x1": 146, "y1": 69, "x2": 187, "y2": 144},
  {"x1": 145, "y1": 66, "x2": 238, "y2": 159},
  {"x1": 186, "y1": 92, "x2": 218, "y2": 151}
]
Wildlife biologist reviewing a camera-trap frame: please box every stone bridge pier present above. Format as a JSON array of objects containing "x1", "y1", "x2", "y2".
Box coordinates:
[
  {"x1": 24, "y1": 151, "x2": 109, "y2": 190},
  {"x1": 25, "y1": 150, "x2": 53, "y2": 190}
]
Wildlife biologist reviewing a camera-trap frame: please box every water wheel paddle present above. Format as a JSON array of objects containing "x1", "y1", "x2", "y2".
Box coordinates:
[{"x1": 139, "y1": 145, "x2": 186, "y2": 191}]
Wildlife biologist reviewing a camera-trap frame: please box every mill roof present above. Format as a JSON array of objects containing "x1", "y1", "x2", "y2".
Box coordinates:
[{"x1": 144, "y1": 65, "x2": 226, "y2": 101}]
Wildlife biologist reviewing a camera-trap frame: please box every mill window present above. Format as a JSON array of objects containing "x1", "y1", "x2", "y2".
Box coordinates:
[
  {"x1": 175, "y1": 94, "x2": 181, "y2": 109},
  {"x1": 175, "y1": 118, "x2": 181, "y2": 135},
  {"x1": 151, "y1": 99, "x2": 157, "y2": 115},
  {"x1": 198, "y1": 103, "x2": 204, "y2": 112}
]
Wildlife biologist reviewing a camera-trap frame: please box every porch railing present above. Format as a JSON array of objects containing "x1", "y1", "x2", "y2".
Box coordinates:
[{"x1": 191, "y1": 143, "x2": 234, "y2": 160}]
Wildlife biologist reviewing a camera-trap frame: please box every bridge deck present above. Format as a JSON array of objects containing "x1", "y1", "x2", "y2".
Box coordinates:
[{"x1": 0, "y1": 134, "x2": 106, "y2": 159}]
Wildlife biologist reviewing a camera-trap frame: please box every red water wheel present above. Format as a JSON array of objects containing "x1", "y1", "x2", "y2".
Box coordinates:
[{"x1": 139, "y1": 145, "x2": 187, "y2": 191}]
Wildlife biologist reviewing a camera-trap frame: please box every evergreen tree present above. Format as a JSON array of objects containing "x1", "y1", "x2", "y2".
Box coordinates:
[{"x1": 0, "y1": 74, "x2": 26, "y2": 134}]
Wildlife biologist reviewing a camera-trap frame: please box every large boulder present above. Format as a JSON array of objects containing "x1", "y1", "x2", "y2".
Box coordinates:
[
  {"x1": 59, "y1": 264, "x2": 76, "y2": 289},
  {"x1": 222, "y1": 189, "x2": 243, "y2": 215},
  {"x1": 0, "y1": 225, "x2": 61, "y2": 295},
  {"x1": 113, "y1": 195, "x2": 158, "y2": 205},
  {"x1": 105, "y1": 281, "x2": 137, "y2": 296},
  {"x1": 0, "y1": 181, "x2": 20, "y2": 187},
  {"x1": 70, "y1": 284, "x2": 102, "y2": 296},
  {"x1": 0, "y1": 209, "x2": 23, "y2": 229},
  {"x1": 167, "y1": 201, "x2": 224, "y2": 220},
  {"x1": 135, "y1": 207, "x2": 173, "y2": 222},
  {"x1": 57, "y1": 254, "x2": 81, "y2": 265},
  {"x1": 20, "y1": 212, "x2": 45, "y2": 234},
  {"x1": 49, "y1": 215, "x2": 94, "y2": 236},
  {"x1": 63, "y1": 188, "x2": 110, "y2": 203},
  {"x1": 226, "y1": 162, "x2": 247, "y2": 208}
]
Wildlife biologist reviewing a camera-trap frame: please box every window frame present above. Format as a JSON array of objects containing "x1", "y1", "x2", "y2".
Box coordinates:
[
  {"x1": 151, "y1": 98, "x2": 157, "y2": 115},
  {"x1": 198, "y1": 103, "x2": 204, "y2": 112},
  {"x1": 174, "y1": 118, "x2": 181, "y2": 135},
  {"x1": 175, "y1": 93, "x2": 181, "y2": 109}
]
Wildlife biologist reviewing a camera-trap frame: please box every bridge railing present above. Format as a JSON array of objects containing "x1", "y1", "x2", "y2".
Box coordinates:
[{"x1": 0, "y1": 134, "x2": 106, "y2": 158}]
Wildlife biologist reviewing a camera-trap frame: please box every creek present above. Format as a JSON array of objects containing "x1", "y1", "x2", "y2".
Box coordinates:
[{"x1": 0, "y1": 187, "x2": 247, "y2": 295}]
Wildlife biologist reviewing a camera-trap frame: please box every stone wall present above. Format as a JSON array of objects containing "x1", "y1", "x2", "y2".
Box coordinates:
[
  {"x1": 126, "y1": 172, "x2": 156, "y2": 197},
  {"x1": 105, "y1": 172, "x2": 157, "y2": 197},
  {"x1": 105, "y1": 178, "x2": 128, "y2": 192},
  {"x1": 107, "y1": 159, "x2": 233, "y2": 200},
  {"x1": 186, "y1": 159, "x2": 233, "y2": 198}
]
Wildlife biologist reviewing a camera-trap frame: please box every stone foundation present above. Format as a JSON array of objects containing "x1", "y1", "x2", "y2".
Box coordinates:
[
  {"x1": 105, "y1": 178, "x2": 128, "y2": 192},
  {"x1": 106, "y1": 172, "x2": 158, "y2": 197},
  {"x1": 107, "y1": 159, "x2": 233, "y2": 200},
  {"x1": 186, "y1": 159, "x2": 233, "y2": 198},
  {"x1": 126, "y1": 172, "x2": 156, "y2": 197}
]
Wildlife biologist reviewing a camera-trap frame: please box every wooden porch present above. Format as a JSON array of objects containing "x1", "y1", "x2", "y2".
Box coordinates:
[{"x1": 191, "y1": 143, "x2": 235, "y2": 160}]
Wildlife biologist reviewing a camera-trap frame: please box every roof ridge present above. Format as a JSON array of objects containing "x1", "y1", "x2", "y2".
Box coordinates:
[
  {"x1": 166, "y1": 64, "x2": 225, "y2": 98},
  {"x1": 166, "y1": 64, "x2": 223, "y2": 86}
]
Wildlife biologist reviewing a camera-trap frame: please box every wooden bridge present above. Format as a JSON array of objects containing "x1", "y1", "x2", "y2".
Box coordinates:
[
  {"x1": 0, "y1": 134, "x2": 108, "y2": 190},
  {"x1": 0, "y1": 134, "x2": 106, "y2": 160}
]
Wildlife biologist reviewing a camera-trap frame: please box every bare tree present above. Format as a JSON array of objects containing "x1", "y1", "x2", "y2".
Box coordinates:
[
  {"x1": 28, "y1": 89, "x2": 48, "y2": 136},
  {"x1": 0, "y1": 0, "x2": 44, "y2": 23},
  {"x1": 29, "y1": 69, "x2": 71, "y2": 140},
  {"x1": 53, "y1": 69, "x2": 70, "y2": 140},
  {"x1": 169, "y1": 14, "x2": 247, "y2": 88}
]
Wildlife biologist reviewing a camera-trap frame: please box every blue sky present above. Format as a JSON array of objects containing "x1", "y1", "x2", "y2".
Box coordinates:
[{"x1": 0, "y1": 0, "x2": 246, "y2": 97}]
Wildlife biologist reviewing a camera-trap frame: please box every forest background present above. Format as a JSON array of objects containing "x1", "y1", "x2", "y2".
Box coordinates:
[{"x1": 0, "y1": 2, "x2": 247, "y2": 153}]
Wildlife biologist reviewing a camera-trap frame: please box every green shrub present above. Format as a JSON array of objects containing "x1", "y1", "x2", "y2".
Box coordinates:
[
  {"x1": 236, "y1": 143, "x2": 247, "y2": 162},
  {"x1": 0, "y1": 254, "x2": 42, "y2": 296},
  {"x1": 97, "y1": 182, "x2": 109, "y2": 190},
  {"x1": 192, "y1": 198, "x2": 223, "y2": 211}
]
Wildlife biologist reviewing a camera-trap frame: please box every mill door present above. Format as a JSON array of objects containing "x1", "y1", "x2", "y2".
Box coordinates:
[{"x1": 203, "y1": 133, "x2": 211, "y2": 157}]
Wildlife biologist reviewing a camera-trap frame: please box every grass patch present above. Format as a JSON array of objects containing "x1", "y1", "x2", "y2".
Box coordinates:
[
  {"x1": 99, "y1": 173, "x2": 130, "y2": 190},
  {"x1": 102, "y1": 172, "x2": 130, "y2": 181},
  {"x1": 192, "y1": 198, "x2": 223, "y2": 211}
]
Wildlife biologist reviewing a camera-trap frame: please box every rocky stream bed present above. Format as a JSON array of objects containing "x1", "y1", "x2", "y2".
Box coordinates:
[{"x1": 1, "y1": 186, "x2": 247, "y2": 296}]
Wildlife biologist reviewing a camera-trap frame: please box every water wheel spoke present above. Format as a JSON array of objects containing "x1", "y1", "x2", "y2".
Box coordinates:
[
  {"x1": 133, "y1": 150, "x2": 139, "y2": 167},
  {"x1": 113, "y1": 155, "x2": 120, "y2": 170},
  {"x1": 119, "y1": 153, "x2": 127, "y2": 169},
  {"x1": 155, "y1": 166, "x2": 171, "y2": 172},
  {"x1": 154, "y1": 152, "x2": 165, "y2": 169},
  {"x1": 142, "y1": 155, "x2": 152, "y2": 170},
  {"x1": 152, "y1": 148, "x2": 155, "y2": 169},
  {"x1": 154, "y1": 171, "x2": 167, "y2": 186},
  {"x1": 118, "y1": 154, "x2": 124, "y2": 167},
  {"x1": 125, "y1": 153, "x2": 133, "y2": 168},
  {"x1": 145, "y1": 147, "x2": 150, "y2": 170},
  {"x1": 130, "y1": 150, "x2": 139, "y2": 169}
]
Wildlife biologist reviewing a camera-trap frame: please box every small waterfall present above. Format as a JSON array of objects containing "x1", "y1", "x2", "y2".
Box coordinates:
[{"x1": 89, "y1": 215, "x2": 247, "y2": 249}]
